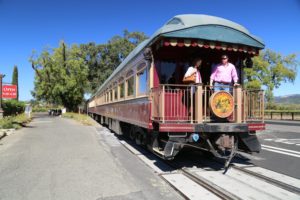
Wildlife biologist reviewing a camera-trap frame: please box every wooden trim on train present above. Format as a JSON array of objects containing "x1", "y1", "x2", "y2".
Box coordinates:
[
  {"x1": 158, "y1": 122, "x2": 264, "y2": 132},
  {"x1": 155, "y1": 38, "x2": 260, "y2": 55},
  {"x1": 89, "y1": 95, "x2": 149, "y2": 107},
  {"x1": 89, "y1": 111, "x2": 151, "y2": 130}
]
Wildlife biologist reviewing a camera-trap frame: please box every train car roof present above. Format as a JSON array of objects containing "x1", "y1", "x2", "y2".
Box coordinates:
[{"x1": 91, "y1": 14, "x2": 265, "y2": 98}]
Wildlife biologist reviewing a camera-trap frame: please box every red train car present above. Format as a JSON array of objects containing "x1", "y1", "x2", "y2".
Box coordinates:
[{"x1": 88, "y1": 14, "x2": 265, "y2": 165}]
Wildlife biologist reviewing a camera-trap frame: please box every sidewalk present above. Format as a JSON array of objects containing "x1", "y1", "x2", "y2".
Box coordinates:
[{"x1": 0, "y1": 114, "x2": 182, "y2": 200}]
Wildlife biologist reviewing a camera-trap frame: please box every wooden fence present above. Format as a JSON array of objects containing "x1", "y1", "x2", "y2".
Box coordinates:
[{"x1": 264, "y1": 111, "x2": 300, "y2": 121}]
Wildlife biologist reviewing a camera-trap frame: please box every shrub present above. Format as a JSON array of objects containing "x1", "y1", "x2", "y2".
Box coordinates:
[
  {"x1": 2, "y1": 100, "x2": 26, "y2": 116},
  {"x1": 32, "y1": 107, "x2": 49, "y2": 112},
  {"x1": 62, "y1": 112, "x2": 95, "y2": 126},
  {"x1": 0, "y1": 114, "x2": 31, "y2": 129}
]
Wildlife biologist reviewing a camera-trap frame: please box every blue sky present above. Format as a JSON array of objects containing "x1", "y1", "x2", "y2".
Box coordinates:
[{"x1": 0, "y1": 0, "x2": 299, "y2": 100}]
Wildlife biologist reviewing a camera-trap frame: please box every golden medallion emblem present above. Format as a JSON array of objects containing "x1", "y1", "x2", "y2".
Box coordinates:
[{"x1": 209, "y1": 91, "x2": 234, "y2": 118}]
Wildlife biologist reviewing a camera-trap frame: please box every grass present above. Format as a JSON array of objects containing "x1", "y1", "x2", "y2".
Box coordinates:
[
  {"x1": 0, "y1": 114, "x2": 32, "y2": 129},
  {"x1": 32, "y1": 107, "x2": 49, "y2": 112},
  {"x1": 62, "y1": 112, "x2": 96, "y2": 126}
]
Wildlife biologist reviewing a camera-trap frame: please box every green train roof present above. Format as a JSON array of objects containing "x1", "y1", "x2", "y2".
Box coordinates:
[{"x1": 92, "y1": 14, "x2": 265, "y2": 98}]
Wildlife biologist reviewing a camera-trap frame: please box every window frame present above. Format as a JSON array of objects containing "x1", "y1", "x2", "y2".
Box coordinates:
[
  {"x1": 109, "y1": 89, "x2": 113, "y2": 102},
  {"x1": 119, "y1": 82, "x2": 125, "y2": 99},
  {"x1": 136, "y1": 66, "x2": 148, "y2": 96},
  {"x1": 126, "y1": 75, "x2": 135, "y2": 98}
]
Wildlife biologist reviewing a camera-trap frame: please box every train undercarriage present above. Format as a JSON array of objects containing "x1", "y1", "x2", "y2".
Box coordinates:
[{"x1": 91, "y1": 114, "x2": 262, "y2": 169}]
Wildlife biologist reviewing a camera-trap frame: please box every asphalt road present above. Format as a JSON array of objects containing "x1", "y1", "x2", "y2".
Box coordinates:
[
  {"x1": 0, "y1": 114, "x2": 182, "y2": 200},
  {"x1": 250, "y1": 120, "x2": 300, "y2": 179}
]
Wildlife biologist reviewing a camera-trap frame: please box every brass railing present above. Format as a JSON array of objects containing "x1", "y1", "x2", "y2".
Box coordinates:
[{"x1": 151, "y1": 84, "x2": 264, "y2": 124}]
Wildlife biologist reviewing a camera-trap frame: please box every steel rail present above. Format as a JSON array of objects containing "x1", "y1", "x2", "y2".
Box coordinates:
[{"x1": 231, "y1": 164, "x2": 300, "y2": 195}]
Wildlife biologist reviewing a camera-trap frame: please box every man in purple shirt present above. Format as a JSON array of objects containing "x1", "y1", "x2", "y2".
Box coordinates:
[{"x1": 210, "y1": 55, "x2": 239, "y2": 92}]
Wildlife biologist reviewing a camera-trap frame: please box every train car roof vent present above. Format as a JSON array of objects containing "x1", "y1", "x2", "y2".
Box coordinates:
[{"x1": 166, "y1": 17, "x2": 184, "y2": 25}]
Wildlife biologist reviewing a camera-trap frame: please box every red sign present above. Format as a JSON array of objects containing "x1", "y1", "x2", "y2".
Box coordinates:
[{"x1": 2, "y1": 85, "x2": 17, "y2": 99}]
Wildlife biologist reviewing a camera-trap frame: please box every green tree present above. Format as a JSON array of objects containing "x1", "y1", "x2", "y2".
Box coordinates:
[
  {"x1": 244, "y1": 49, "x2": 299, "y2": 107},
  {"x1": 31, "y1": 41, "x2": 88, "y2": 111},
  {"x1": 12, "y1": 65, "x2": 19, "y2": 100},
  {"x1": 30, "y1": 30, "x2": 147, "y2": 110},
  {"x1": 80, "y1": 30, "x2": 148, "y2": 93}
]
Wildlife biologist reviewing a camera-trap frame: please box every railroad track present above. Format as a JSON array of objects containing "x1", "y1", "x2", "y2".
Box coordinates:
[
  {"x1": 165, "y1": 157, "x2": 300, "y2": 200},
  {"x1": 231, "y1": 164, "x2": 300, "y2": 195},
  {"x1": 171, "y1": 165, "x2": 240, "y2": 200},
  {"x1": 97, "y1": 128, "x2": 300, "y2": 200},
  {"x1": 205, "y1": 154, "x2": 300, "y2": 196}
]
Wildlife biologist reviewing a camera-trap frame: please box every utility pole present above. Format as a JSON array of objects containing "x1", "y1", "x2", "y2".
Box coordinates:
[{"x1": 0, "y1": 74, "x2": 5, "y2": 119}]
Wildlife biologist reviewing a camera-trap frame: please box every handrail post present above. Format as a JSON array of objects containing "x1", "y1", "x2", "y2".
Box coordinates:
[
  {"x1": 195, "y1": 84, "x2": 203, "y2": 123},
  {"x1": 190, "y1": 85, "x2": 193, "y2": 123},
  {"x1": 204, "y1": 86, "x2": 207, "y2": 122},
  {"x1": 151, "y1": 88, "x2": 153, "y2": 120},
  {"x1": 243, "y1": 90, "x2": 247, "y2": 123},
  {"x1": 234, "y1": 86, "x2": 242, "y2": 123},
  {"x1": 162, "y1": 85, "x2": 165, "y2": 123}
]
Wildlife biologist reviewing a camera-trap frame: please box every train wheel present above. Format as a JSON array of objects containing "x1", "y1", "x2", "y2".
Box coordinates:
[
  {"x1": 129, "y1": 127, "x2": 135, "y2": 140},
  {"x1": 134, "y1": 128, "x2": 146, "y2": 146},
  {"x1": 135, "y1": 133, "x2": 142, "y2": 145}
]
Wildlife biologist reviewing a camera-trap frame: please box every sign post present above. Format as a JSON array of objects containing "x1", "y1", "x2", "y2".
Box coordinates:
[{"x1": 0, "y1": 74, "x2": 5, "y2": 119}]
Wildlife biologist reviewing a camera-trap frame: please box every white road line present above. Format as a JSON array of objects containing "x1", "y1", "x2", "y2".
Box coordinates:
[
  {"x1": 262, "y1": 147, "x2": 300, "y2": 158},
  {"x1": 264, "y1": 138, "x2": 274, "y2": 141},
  {"x1": 262, "y1": 145, "x2": 300, "y2": 155},
  {"x1": 282, "y1": 142, "x2": 296, "y2": 145}
]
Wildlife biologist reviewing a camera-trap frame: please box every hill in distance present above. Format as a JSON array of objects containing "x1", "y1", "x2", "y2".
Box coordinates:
[{"x1": 275, "y1": 94, "x2": 300, "y2": 104}]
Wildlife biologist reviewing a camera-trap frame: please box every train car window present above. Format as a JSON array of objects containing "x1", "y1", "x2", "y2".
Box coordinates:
[
  {"x1": 110, "y1": 90, "x2": 113, "y2": 102},
  {"x1": 138, "y1": 68, "x2": 147, "y2": 95},
  {"x1": 127, "y1": 76, "x2": 134, "y2": 96},
  {"x1": 114, "y1": 87, "x2": 118, "y2": 100},
  {"x1": 120, "y1": 82, "x2": 125, "y2": 98}
]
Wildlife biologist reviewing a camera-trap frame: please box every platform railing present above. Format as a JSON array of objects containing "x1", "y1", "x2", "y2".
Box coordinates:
[
  {"x1": 151, "y1": 84, "x2": 194, "y2": 123},
  {"x1": 151, "y1": 84, "x2": 264, "y2": 124},
  {"x1": 243, "y1": 89, "x2": 264, "y2": 122}
]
